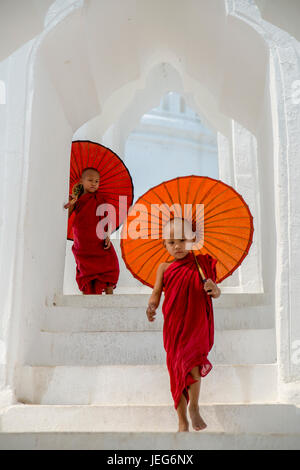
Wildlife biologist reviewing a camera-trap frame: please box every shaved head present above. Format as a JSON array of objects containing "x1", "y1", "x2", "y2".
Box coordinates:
[
  {"x1": 162, "y1": 218, "x2": 195, "y2": 240},
  {"x1": 81, "y1": 167, "x2": 100, "y2": 178}
]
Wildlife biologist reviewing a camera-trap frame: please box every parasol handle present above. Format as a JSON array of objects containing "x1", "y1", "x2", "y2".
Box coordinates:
[{"x1": 192, "y1": 251, "x2": 212, "y2": 292}]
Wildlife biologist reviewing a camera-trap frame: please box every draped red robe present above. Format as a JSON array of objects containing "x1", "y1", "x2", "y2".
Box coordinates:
[
  {"x1": 162, "y1": 251, "x2": 218, "y2": 409},
  {"x1": 71, "y1": 192, "x2": 120, "y2": 294}
]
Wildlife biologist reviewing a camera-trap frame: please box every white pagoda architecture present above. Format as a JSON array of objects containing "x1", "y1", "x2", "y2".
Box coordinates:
[{"x1": 0, "y1": 0, "x2": 300, "y2": 449}]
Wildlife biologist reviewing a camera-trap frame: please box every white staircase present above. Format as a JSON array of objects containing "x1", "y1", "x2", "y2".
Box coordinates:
[{"x1": 1, "y1": 293, "x2": 300, "y2": 450}]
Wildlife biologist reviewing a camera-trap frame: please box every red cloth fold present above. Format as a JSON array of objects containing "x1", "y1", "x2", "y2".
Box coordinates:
[
  {"x1": 162, "y1": 251, "x2": 218, "y2": 409},
  {"x1": 71, "y1": 192, "x2": 120, "y2": 294}
]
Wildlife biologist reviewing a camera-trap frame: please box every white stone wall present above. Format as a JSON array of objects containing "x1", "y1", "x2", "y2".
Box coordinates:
[{"x1": 0, "y1": 40, "x2": 37, "y2": 405}]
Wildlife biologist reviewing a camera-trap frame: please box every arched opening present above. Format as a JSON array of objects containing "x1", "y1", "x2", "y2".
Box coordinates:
[
  {"x1": 124, "y1": 91, "x2": 219, "y2": 201},
  {"x1": 5, "y1": 0, "x2": 276, "y2": 394},
  {"x1": 63, "y1": 90, "x2": 219, "y2": 294}
]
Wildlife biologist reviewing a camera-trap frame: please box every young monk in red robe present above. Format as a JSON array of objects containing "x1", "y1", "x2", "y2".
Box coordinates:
[
  {"x1": 146, "y1": 218, "x2": 221, "y2": 432},
  {"x1": 64, "y1": 167, "x2": 119, "y2": 295}
]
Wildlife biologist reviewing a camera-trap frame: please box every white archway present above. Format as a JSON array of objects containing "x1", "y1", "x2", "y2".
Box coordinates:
[{"x1": 66, "y1": 58, "x2": 264, "y2": 294}]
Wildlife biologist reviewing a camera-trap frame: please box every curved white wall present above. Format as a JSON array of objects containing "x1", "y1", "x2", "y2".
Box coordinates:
[
  {"x1": 0, "y1": 0, "x2": 53, "y2": 62},
  {"x1": 256, "y1": 0, "x2": 300, "y2": 42}
]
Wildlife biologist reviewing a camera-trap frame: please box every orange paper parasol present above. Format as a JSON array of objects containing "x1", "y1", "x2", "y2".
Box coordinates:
[{"x1": 120, "y1": 175, "x2": 254, "y2": 288}]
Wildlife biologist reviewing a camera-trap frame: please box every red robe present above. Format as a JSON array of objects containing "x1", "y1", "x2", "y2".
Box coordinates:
[
  {"x1": 162, "y1": 251, "x2": 218, "y2": 409},
  {"x1": 71, "y1": 192, "x2": 120, "y2": 294}
]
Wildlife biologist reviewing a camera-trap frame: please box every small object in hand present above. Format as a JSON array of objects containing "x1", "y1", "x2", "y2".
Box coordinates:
[{"x1": 72, "y1": 183, "x2": 84, "y2": 197}]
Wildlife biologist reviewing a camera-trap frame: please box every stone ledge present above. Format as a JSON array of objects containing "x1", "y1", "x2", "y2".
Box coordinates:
[
  {"x1": 0, "y1": 404, "x2": 299, "y2": 434},
  {"x1": 42, "y1": 304, "x2": 274, "y2": 332},
  {"x1": 27, "y1": 329, "x2": 276, "y2": 366},
  {"x1": 0, "y1": 431, "x2": 300, "y2": 450},
  {"x1": 15, "y1": 364, "x2": 278, "y2": 406},
  {"x1": 48, "y1": 292, "x2": 272, "y2": 309}
]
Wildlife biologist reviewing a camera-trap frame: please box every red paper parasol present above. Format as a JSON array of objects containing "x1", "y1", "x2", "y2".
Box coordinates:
[{"x1": 66, "y1": 140, "x2": 134, "y2": 240}]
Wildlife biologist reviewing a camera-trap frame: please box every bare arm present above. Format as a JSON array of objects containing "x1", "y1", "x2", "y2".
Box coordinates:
[
  {"x1": 146, "y1": 262, "x2": 169, "y2": 322},
  {"x1": 103, "y1": 221, "x2": 112, "y2": 249},
  {"x1": 68, "y1": 201, "x2": 76, "y2": 217},
  {"x1": 64, "y1": 195, "x2": 78, "y2": 217}
]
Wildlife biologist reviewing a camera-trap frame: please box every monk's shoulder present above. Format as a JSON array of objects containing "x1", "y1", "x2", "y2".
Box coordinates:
[{"x1": 157, "y1": 261, "x2": 172, "y2": 274}]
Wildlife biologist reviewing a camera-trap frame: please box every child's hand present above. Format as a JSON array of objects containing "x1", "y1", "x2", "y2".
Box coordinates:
[
  {"x1": 204, "y1": 279, "x2": 220, "y2": 298},
  {"x1": 146, "y1": 302, "x2": 157, "y2": 322},
  {"x1": 104, "y1": 236, "x2": 111, "y2": 249},
  {"x1": 63, "y1": 195, "x2": 78, "y2": 209}
]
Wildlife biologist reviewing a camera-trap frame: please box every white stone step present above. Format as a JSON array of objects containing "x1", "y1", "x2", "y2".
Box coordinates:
[
  {"x1": 1, "y1": 431, "x2": 299, "y2": 450},
  {"x1": 49, "y1": 293, "x2": 271, "y2": 310},
  {"x1": 28, "y1": 329, "x2": 276, "y2": 366},
  {"x1": 42, "y1": 304, "x2": 274, "y2": 332},
  {"x1": 1, "y1": 404, "x2": 300, "y2": 434},
  {"x1": 15, "y1": 364, "x2": 278, "y2": 405},
  {"x1": 50, "y1": 293, "x2": 150, "y2": 308}
]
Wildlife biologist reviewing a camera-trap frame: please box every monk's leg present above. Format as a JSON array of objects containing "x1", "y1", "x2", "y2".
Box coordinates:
[
  {"x1": 188, "y1": 366, "x2": 207, "y2": 431},
  {"x1": 82, "y1": 281, "x2": 94, "y2": 295},
  {"x1": 176, "y1": 394, "x2": 189, "y2": 432},
  {"x1": 93, "y1": 279, "x2": 104, "y2": 295},
  {"x1": 104, "y1": 284, "x2": 114, "y2": 295}
]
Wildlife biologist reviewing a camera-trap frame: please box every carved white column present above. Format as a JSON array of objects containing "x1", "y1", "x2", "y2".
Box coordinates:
[
  {"x1": 270, "y1": 40, "x2": 300, "y2": 401},
  {"x1": 217, "y1": 132, "x2": 240, "y2": 289},
  {"x1": 232, "y1": 121, "x2": 264, "y2": 293},
  {"x1": 217, "y1": 124, "x2": 263, "y2": 293}
]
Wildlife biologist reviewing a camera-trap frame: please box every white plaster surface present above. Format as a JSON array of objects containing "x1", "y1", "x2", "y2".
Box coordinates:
[
  {"x1": 0, "y1": 0, "x2": 53, "y2": 61},
  {"x1": 256, "y1": 0, "x2": 300, "y2": 42},
  {"x1": 25, "y1": 329, "x2": 276, "y2": 366},
  {"x1": 16, "y1": 364, "x2": 278, "y2": 405},
  {"x1": 1, "y1": 404, "x2": 300, "y2": 434},
  {"x1": 41, "y1": 304, "x2": 274, "y2": 332}
]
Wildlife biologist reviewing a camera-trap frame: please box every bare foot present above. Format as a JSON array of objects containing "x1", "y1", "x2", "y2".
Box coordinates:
[
  {"x1": 177, "y1": 418, "x2": 189, "y2": 432},
  {"x1": 188, "y1": 405, "x2": 207, "y2": 431},
  {"x1": 105, "y1": 286, "x2": 113, "y2": 295}
]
